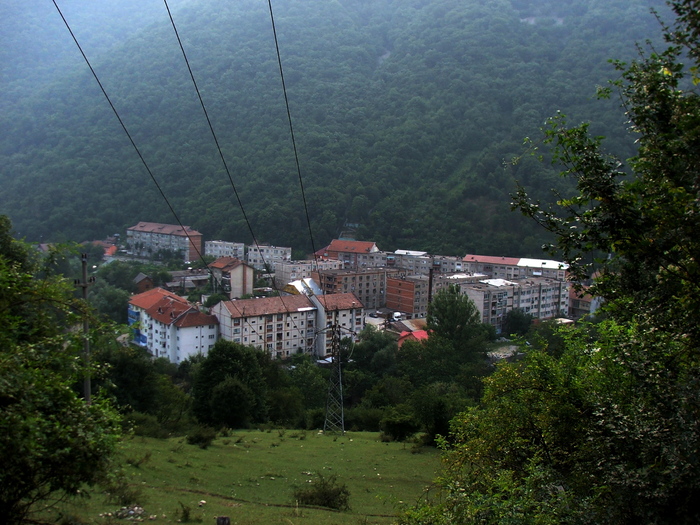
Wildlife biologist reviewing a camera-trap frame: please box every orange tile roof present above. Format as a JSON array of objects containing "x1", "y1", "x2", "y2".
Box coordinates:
[
  {"x1": 463, "y1": 254, "x2": 521, "y2": 266},
  {"x1": 221, "y1": 295, "x2": 314, "y2": 318},
  {"x1": 208, "y1": 256, "x2": 245, "y2": 270},
  {"x1": 129, "y1": 287, "x2": 187, "y2": 310},
  {"x1": 316, "y1": 293, "x2": 364, "y2": 310},
  {"x1": 127, "y1": 221, "x2": 201, "y2": 237},
  {"x1": 146, "y1": 296, "x2": 193, "y2": 325},
  {"x1": 326, "y1": 239, "x2": 378, "y2": 253}
]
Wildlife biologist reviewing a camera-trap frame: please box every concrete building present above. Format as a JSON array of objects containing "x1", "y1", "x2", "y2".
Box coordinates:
[
  {"x1": 318, "y1": 239, "x2": 386, "y2": 269},
  {"x1": 211, "y1": 293, "x2": 363, "y2": 358},
  {"x1": 314, "y1": 267, "x2": 401, "y2": 311},
  {"x1": 462, "y1": 254, "x2": 568, "y2": 280},
  {"x1": 128, "y1": 288, "x2": 218, "y2": 363},
  {"x1": 461, "y1": 277, "x2": 569, "y2": 333},
  {"x1": 385, "y1": 274, "x2": 430, "y2": 319},
  {"x1": 205, "y1": 240, "x2": 245, "y2": 259},
  {"x1": 386, "y1": 251, "x2": 465, "y2": 276},
  {"x1": 208, "y1": 257, "x2": 254, "y2": 299},
  {"x1": 126, "y1": 222, "x2": 202, "y2": 262},
  {"x1": 246, "y1": 244, "x2": 292, "y2": 270},
  {"x1": 273, "y1": 259, "x2": 342, "y2": 288}
]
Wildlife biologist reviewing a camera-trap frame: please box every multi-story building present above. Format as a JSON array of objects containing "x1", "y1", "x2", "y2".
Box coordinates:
[
  {"x1": 461, "y1": 277, "x2": 569, "y2": 333},
  {"x1": 273, "y1": 259, "x2": 342, "y2": 288},
  {"x1": 205, "y1": 240, "x2": 245, "y2": 259},
  {"x1": 211, "y1": 293, "x2": 363, "y2": 358},
  {"x1": 318, "y1": 239, "x2": 386, "y2": 269},
  {"x1": 385, "y1": 274, "x2": 430, "y2": 319},
  {"x1": 462, "y1": 254, "x2": 568, "y2": 280},
  {"x1": 569, "y1": 286, "x2": 603, "y2": 320},
  {"x1": 126, "y1": 222, "x2": 202, "y2": 262},
  {"x1": 314, "y1": 267, "x2": 401, "y2": 311},
  {"x1": 386, "y1": 251, "x2": 465, "y2": 276},
  {"x1": 208, "y1": 257, "x2": 255, "y2": 299},
  {"x1": 246, "y1": 244, "x2": 292, "y2": 270},
  {"x1": 128, "y1": 288, "x2": 218, "y2": 363}
]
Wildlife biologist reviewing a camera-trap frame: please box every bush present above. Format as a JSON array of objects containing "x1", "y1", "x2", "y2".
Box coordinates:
[
  {"x1": 128, "y1": 411, "x2": 171, "y2": 439},
  {"x1": 292, "y1": 473, "x2": 350, "y2": 510},
  {"x1": 186, "y1": 426, "x2": 216, "y2": 449}
]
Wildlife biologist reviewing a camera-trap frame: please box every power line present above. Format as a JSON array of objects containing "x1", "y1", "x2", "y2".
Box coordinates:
[{"x1": 51, "y1": 0, "x2": 211, "y2": 275}]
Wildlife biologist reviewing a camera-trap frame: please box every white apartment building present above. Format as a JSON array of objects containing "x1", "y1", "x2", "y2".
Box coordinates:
[
  {"x1": 126, "y1": 222, "x2": 203, "y2": 262},
  {"x1": 205, "y1": 240, "x2": 245, "y2": 259},
  {"x1": 461, "y1": 277, "x2": 569, "y2": 333},
  {"x1": 462, "y1": 254, "x2": 568, "y2": 281},
  {"x1": 246, "y1": 244, "x2": 292, "y2": 270},
  {"x1": 273, "y1": 259, "x2": 342, "y2": 288},
  {"x1": 128, "y1": 288, "x2": 218, "y2": 363}
]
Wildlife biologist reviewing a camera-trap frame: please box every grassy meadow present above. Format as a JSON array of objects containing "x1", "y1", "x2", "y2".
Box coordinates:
[{"x1": 50, "y1": 430, "x2": 441, "y2": 525}]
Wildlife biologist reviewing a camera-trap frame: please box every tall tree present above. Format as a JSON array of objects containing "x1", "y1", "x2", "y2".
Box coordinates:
[{"x1": 0, "y1": 216, "x2": 120, "y2": 524}]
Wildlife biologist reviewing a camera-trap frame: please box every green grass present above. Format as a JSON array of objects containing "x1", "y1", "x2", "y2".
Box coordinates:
[{"x1": 50, "y1": 430, "x2": 440, "y2": 524}]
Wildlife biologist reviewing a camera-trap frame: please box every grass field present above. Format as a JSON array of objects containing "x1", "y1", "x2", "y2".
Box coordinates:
[{"x1": 50, "y1": 430, "x2": 441, "y2": 525}]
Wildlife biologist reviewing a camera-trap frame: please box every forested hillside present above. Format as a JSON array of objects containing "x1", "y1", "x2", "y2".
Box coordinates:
[{"x1": 0, "y1": 0, "x2": 668, "y2": 254}]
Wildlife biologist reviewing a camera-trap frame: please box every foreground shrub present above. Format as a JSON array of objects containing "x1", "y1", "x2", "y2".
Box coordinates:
[
  {"x1": 186, "y1": 426, "x2": 216, "y2": 449},
  {"x1": 292, "y1": 473, "x2": 350, "y2": 510}
]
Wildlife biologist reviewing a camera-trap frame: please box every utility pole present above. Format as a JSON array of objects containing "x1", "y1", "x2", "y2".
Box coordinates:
[
  {"x1": 74, "y1": 253, "x2": 95, "y2": 404},
  {"x1": 323, "y1": 320, "x2": 345, "y2": 435}
]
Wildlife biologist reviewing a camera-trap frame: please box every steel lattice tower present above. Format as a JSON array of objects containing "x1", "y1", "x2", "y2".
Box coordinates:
[{"x1": 323, "y1": 324, "x2": 345, "y2": 434}]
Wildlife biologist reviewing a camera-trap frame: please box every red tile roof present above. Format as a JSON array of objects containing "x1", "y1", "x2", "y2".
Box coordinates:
[
  {"x1": 208, "y1": 256, "x2": 245, "y2": 270},
  {"x1": 127, "y1": 222, "x2": 201, "y2": 237},
  {"x1": 397, "y1": 329, "x2": 430, "y2": 348},
  {"x1": 129, "y1": 287, "x2": 187, "y2": 310},
  {"x1": 174, "y1": 310, "x2": 218, "y2": 328},
  {"x1": 326, "y1": 239, "x2": 378, "y2": 253},
  {"x1": 463, "y1": 254, "x2": 521, "y2": 266},
  {"x1": 315, "y1": 293, "x2": 364, "y2": 311},
  {"x1": 221, "y1": 295, "x2": 314, "y2": 318}
]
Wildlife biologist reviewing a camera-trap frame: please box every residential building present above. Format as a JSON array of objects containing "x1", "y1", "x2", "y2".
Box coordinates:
[
  {"x1": 461, "y1": 277, "x2": 569, "y2": 333},
  {"x1": 318, "y1": 239, "x2": 386, "y2": 269},
  {"x1": 133, "y1": 272, "x2": 154, "y2": 294},
  {"x1": 208, "y1": 257, "x2": 254, "y2": 299},
  {"x1": 205, "y1": 240, "x2": 245, "y2": 259},
  {"x1": 246, "y1": 244, "x2": 292, "y2": 270},
  {"x1": 165, "y1": 268, "x2": 210, "y2": 294},
  {"x1": 385, "y1": 274, "x2": 430, "y2": 319},
  {"x1": 126, "y1": 222, "x2": 202, "y2": 262},
  {"x1": 462, "y1": 254, "x2": 568, "y2": 280},
  {"x1": 273, "y1": 259, "x2": 342, "y2": 288},
  {"x1": 128, "y1": 288, "x2": 218, "y2": 363},
  {"x1": 211, "y1": 293, "x2": 363, "y2": 358},
  {"x1": 314, "y1": 267, "x2": 401, "y2": 311},
  {"x1": 387, "y1": 251, "x2": 465, "y2": 276},
  {"x1": 569, "y1": 286, "x2": 603, "y2": 320}
]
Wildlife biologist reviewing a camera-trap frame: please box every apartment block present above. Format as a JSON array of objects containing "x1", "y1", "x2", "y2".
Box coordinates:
[
  {"x1": 314, "y1": 267, "x2": 401, "y2": 311},
  {"x1": 126, "y1": 222, "x2": 202, "y2": 262},
  {"x1": 318, "y1": 239, "x2": 386, "y2": 269},
  {"x1": 462, "y1": 254, "x2": 568, "y2": 280},
  {"x1": 128, "y1": 288, "x2": 218, "y2": 363},
  {"x1": 385, "y1": 274, "x2": 430, "y2": 319},
  {"x1": 208, "y1": 257, "x2": 255, "y2": 299},
  {"x1": 461, "y1": 277, "x2": 569, "y2": 333},
  {"x1": 205, "y1": 240, "x2": 245, "y2": 259},
  {"x1": 273, "y1": 259, "x2": 342, "y2": 288},
  {"x1": 246, "y1": 244, "x2": 292, "y2": 270}
]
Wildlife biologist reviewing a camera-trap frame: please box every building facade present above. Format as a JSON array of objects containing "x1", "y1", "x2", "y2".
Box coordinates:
[
  {"x1": 318, "y1": 239, "x2": 386, "y2": 269},
  {"x1": 246, "y1": 244, "x2": 292, "y2": 270},
  {"x1": 273, "y1": 259, "x2": 342, "y2": 288},
  {"x1": 462, "y1": 254, "x2": 568, "y2": 280},
  {"x1": 126, "y1": 222, "x2": 203, "y2": 262},
  {"x1": 208, "y1": 257, "x2": 254, "y2": 299},
  {"x1": 385, "y1": 274, "x2": 430, "y2": 319},
  {"x1": 211, "y1": 293, "x2": 363, "y2": 358},
  {"x1": 205, "y1": 240, "x2": 245, "y2": 259},
  {"x1": 461, "y1": 277, "x2": 569, "y2": 333},
  {"x1": 314, "y1": 267, "x2": 401, "y2": 311},
  {"x1": 128, "y1": 288, "x2": 218, "y2": 363}
]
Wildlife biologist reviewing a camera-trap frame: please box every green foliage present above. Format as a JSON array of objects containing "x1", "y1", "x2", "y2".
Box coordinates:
[
  {"x1": 292, "y1": 473, "x2": 351, "y2": 511},
  {"x1": 502, "y1": 307, "x2": 534, "y2": 337},
  {"x1": 186, "y1": 426, "x2": 217, "y2": 449},
  {"x1": 0, "y1": 216, "x2": 121, "y2": 524},
  {"x1": 403, "y1": 4, "x2": 700, "y2": 524}
]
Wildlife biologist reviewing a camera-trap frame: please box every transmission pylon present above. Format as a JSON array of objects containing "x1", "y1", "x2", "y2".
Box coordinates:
[{"x1": 323, "y1": 323, "x2": 345, "y2": 435}]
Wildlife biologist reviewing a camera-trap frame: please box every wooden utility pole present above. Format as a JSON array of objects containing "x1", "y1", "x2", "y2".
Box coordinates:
[{"x1": 74, "y1": 254, "x2": 95, "y2": 404}]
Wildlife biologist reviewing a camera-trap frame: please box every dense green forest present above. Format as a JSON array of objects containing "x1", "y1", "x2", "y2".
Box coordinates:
[{"x1": 0, "y1": 0, "x2": 668, "y2": 255}]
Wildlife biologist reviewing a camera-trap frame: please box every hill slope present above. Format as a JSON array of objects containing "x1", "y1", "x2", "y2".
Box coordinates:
[{"x1": 0, "y1": 0, "x2": 667, "y2": 255}]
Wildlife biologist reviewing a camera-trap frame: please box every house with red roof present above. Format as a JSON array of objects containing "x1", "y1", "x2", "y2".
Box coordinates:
[
  {"x1": 208, "y1": 256, "x2": 254, "y2": 299},
  {"x1": 128, "y1": 287, "x2": 218, "y2": 363},
  {"x1": 397, "y1": 329, "x2": 429, "y2": 348}
]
